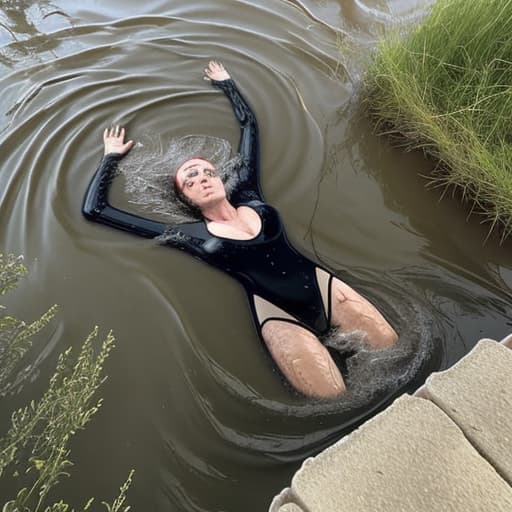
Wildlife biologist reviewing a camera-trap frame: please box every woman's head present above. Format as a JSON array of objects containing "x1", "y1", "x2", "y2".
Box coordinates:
[
  {"x1": 174, "y1": 157, "x2": 227, "y2": 210},
  {"x1": 120, "y1": 134, "x2": 241, "y2": 227}
]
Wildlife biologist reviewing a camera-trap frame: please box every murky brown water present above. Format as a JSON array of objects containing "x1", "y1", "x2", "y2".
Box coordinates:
[{"x1": 1, "y1": 1, "x2": 512, "y2": 510}]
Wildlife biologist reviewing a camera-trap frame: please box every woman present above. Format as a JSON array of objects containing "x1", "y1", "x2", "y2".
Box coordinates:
[{"x1": 83, "y1": 61, "x2": 398, "y2": 398}]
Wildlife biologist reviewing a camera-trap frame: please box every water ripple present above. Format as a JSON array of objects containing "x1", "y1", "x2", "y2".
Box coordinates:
[{"x1": 1, "y1": 2, "x2": 511, "y2": 511}]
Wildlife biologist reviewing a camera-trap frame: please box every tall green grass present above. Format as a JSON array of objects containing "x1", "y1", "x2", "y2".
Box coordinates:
[{"x1": 364, "y1": 0, "x2": 512, "y2": 238}]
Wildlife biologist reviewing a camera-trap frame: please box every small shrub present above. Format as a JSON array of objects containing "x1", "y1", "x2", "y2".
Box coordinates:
[{"x1": 0, "y1": 253, "x2": 133, "y2": 511}]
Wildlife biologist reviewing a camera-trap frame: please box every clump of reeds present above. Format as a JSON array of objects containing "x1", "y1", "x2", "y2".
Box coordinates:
[{"x1": 364, "y1": 0, "x2": 512, "y2": 238}]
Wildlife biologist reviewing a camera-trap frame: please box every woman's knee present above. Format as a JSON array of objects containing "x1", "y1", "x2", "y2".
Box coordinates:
[{"x1": 261, "y1": 320, "x2": 346, "y2": 398}]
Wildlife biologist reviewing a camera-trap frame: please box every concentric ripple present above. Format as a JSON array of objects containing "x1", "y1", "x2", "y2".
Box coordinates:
[{"x1": 0, "y1": 1, "x2": 512, "y2": 511}]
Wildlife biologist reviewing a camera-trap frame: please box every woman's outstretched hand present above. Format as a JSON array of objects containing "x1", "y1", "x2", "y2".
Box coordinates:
[
  {"x1": 204, "y1": 60, "x2": 231, "y2": 81},
  {"x1": 103, "y1": 125, "x2": 135, "y2": 156}
]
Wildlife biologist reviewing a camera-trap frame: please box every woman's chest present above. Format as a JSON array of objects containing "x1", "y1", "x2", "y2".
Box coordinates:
[
  {"x1": 206, "y1": 205, "x2": 262, "y2": 240},
  {"x1": 201, "y1": 204, "x2": 282, "y2": 257}
]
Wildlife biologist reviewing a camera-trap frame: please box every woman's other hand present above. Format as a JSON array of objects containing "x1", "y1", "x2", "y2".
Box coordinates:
[
  {"x1": 103, "y1": 125, "x2": 135, "y2": 156},
  {"x1": 204, "y1": 60, "x2": 231, "y2": 81}
]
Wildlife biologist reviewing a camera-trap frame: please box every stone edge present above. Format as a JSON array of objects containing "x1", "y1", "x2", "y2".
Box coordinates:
[{"x1": 268, "y1": 334, "x2": 512, "y2": 511}]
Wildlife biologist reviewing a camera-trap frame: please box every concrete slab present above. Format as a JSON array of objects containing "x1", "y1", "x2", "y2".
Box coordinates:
[
  {"x1": 269, "y1": 487, "x2": 305, "y2": 512},
  {"x1": 278, "y1": 505, "x2": 304, "y2": 512},
  {"x1": 290, "y1": 395, "x2": 512, "y2": 512},
  {"x1": 421, "y1": 338, "x2": 512, "y2": 485},
  {"x1": 500, "y1": 333, "x2": 512, "y2": 349}
]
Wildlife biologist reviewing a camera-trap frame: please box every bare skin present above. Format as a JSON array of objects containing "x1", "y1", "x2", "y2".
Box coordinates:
[
  {"x1": 103, "y1": 125, "x2": 134, "y2": 155},
  {"x1": 103, "y1": 60, "x2": 398, "y2": 399},
  {"x1": 261, "y1": 320, "x2": 346, "y2": 397},
  {"x1": 330, "y1": 280, "x2": 398, "y2": 349}
]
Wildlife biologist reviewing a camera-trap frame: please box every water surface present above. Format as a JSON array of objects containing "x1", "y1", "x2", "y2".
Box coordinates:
[{"x1": 1, "y1": 1, "x2": 511, "y2": 510}]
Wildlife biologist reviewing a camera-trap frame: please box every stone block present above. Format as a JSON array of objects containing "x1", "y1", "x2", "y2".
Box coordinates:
[
  {"x1": 500, "y1": 333, "x2": 512, "y2": 349},
  {"x1": 269, "y1": 487, "x2": 304, "y2": 512},
  {"x1": 278, "y1": 505, "x2": 304, "y2": 512},
  {"x1": 291, "y1": 395, "x2": 512, "y2": 512},
  {"x1": 421, "y1": 338, "x2": 512, "y2": 485}
]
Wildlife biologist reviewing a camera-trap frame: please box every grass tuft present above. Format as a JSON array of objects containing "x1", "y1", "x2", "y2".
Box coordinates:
[{"x1": 364, "y1": 0, "x2": 512, "y2": 239}]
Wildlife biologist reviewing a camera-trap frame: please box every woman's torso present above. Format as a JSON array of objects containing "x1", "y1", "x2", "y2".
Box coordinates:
[{"x1": 169, "y1": 201, "x2": 329, "y2": 334}]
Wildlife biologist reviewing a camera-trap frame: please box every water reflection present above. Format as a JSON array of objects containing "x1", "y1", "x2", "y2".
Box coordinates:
[
  {"x1": 337, "y1": 106, "x2": 512, "y2": 359},
  {"x1": 0, "y1": 0, "x2": 72, "y2": 68}
]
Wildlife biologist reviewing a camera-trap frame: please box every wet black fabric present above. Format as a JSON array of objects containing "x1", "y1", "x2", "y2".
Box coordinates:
[{"x1": 82, "y1": 78, "x2": 329, "y2": 334}]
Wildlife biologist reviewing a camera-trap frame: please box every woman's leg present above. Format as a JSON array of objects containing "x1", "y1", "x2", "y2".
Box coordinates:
[
  {"x1": 261, "y1": 319, "x2": 346, "y2": 398},
  {"x1": 329, "y1": 276, "x2": 398, "y2": 349}
]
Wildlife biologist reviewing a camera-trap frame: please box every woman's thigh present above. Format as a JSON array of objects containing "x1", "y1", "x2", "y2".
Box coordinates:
[
  {"x1": 261, "y1": 319, "x2": 346, "y2": 398},
  {"x1": 329, "y1": 278, "x2": 398, "y2": 349}
]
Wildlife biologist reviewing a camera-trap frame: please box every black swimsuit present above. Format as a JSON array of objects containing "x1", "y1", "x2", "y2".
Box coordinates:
[{"x1": 82, "y1": 79, "x2": 330, "y2": 336}]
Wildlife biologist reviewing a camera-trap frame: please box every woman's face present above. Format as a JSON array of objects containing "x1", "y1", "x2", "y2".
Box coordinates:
[{"x1": 175, "y1": 158, "x2": 226, "y2": 210}]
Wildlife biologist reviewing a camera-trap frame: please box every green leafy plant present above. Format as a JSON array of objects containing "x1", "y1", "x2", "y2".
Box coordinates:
[
  {"x1": 0, "y1": 253, "x2": 133, "y2": 511},
  {"x1": 364, "y1": 0, "x2": 512, "y2": 239}
]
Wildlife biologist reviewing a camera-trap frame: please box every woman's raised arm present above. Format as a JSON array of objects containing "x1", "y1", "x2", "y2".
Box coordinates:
[
  {"x1": 82, "y1": 126, "x2": 168, "y2": 238},
  {"x1": 205, "y1": 61, "x2": 262, "y2": 201}
]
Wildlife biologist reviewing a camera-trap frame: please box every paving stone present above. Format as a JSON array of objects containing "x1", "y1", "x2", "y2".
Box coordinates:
[
  {"x1": 500, "y1": 333, "x2": 512, "y2": 349},
  {"x1": 278, "y1": 504, "x2": 304, "y2": 512},
  {"x1": 291, "y1": 395, "x2": 512, "y2": 512},
  {"x1": 269, "y1": 487, "x2": 304, "y2": 512},
  {"x1": 421, "y1": 338, "x2": 512, "y2": 485}
]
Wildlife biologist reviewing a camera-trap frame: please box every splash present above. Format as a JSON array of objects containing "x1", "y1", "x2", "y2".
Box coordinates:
[{"x1": 204, "y1": 268, "x2": 440, "y2": 436}]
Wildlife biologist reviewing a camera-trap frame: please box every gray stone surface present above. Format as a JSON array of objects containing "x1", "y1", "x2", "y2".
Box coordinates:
[
  {"x1": 421, "y1": 338, "x2": 512, "y2": 485},
  {"x1": 290, "y1": 395, "x2": 512, "y2": 512}
]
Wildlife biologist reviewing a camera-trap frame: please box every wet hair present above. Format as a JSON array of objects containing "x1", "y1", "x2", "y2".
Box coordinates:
[{"x1": 119, "y1": 134, "x2": 241, "y2": 225}]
